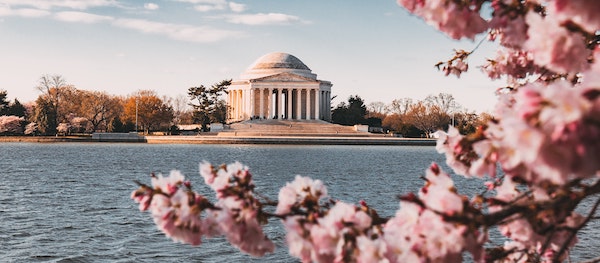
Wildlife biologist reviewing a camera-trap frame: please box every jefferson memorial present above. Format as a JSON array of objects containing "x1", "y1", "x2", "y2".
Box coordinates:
[{"x1": 227, "y1": 52, "x2": 333, "y2": 122}]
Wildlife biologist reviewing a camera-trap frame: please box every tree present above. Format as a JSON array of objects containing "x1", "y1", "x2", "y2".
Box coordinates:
[
  {"x1": 36, "y1": 75, "x2": 69, "y2": 132},
  {"x1": 424, "y1": 93, "x2": 459, "y2": 114},
  {"x1": 0, "y1": 115, "x2": 24, "y2": 134},
  {"x1": 80, "y1": 91, "x2": 122, "y2": 132},
  {"x1": 404, "y1": 101, "x2": 440, "y2": 137},
  {"x1": 24, "y1": 122, "x2": 38, "y2": 136},
  {"x1": 32, "y1": 96, "x2": 57, "y2": 135},
  {"x1": 123, "y1": 90, "x2": 174, "y2": 134},
  {"x1": 331, "y1": 95, "x2": 367, "y2": 126},
  {"x1": 188, "y1": 79, "x2": 231, "y2": 131},
  {"x1": 367, "y1": 101, "x2": 388, "y2": 115},
  {"x1": 132, "y1": 2, "x2": 600, "y2": 263},
  {"x1": 170, "y1": 94, "x2": 193, "y2": 125},
  {"x1": 0, "y1": 90, "x2": 9, "y2": 115},
  {"x1": 387, "y1": 97, "x2": 413, "y2": 115},
  {"x1": 7, "y1": 99, "x2": 27, "y2": 118}
]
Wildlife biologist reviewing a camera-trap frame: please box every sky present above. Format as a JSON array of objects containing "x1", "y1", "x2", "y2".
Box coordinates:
[{"x1": 0, "y1": 0, "x2": 502, "y2": 113}]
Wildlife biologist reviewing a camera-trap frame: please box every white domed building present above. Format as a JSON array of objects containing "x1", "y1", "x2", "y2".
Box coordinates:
[{"x1": 227, "y1": 52, "x2": 333, "y2": 122}]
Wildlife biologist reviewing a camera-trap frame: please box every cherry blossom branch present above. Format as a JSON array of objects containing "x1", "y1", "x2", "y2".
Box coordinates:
[{"x1": 553, "y1": 196, "x2": 600, "y2": 262}]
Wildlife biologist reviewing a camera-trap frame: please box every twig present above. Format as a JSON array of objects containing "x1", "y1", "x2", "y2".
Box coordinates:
[
  {"x1": 553, "y1": 196, "x2": 600, "y2": 262},
  {"x1": 579, "y1": 256, "x2": 600, "y2": 263}
]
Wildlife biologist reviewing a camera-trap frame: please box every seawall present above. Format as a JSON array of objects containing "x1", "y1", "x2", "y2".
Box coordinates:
[
  {"x1": 0, "y1": 135, "x2": 436, "y2": 146},
  {"x1": 144, "y1": 135, "x2": 436, "y2": 146}
]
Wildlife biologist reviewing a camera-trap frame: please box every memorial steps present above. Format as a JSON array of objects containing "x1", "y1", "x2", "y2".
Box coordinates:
[{"x1": 219, "y1": 120, "x2": 382, "y2": 137}]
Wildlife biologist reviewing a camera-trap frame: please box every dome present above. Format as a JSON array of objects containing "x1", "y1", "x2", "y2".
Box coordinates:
[
  {"x1": 239, "y1": 52, "x2": 317, "y2": 80},
  {"x1": 248, "y1": 52, "x2": 311, "y2": 71}
]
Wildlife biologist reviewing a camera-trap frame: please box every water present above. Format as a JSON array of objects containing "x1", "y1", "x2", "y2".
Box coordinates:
[{"x1": 0, "y1": 143, "x2": 597, "y2": 262}]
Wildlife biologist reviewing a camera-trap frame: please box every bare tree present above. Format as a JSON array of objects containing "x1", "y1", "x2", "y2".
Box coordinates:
[
  {"x1": 81, "y1": 91, "x2": 122, "y2": 132},
  {"x1": 424, "y1": 93, "x2": 459, "y2": 114},
  {"x1": 170, "y1": 94, "x2": 192, "y2": 125},
  {"x1": 367, "y1": 101, "x2": 388, "y2": 115},
  {"x1": 387, "y1": 97, "x2": 414, "y2": 115},
  {"x1": 123, "y1": 90, "x2": 174, "y2": 134},
  {"x1": 35, "y1": 74, "x2": 69, "y2": 134}
]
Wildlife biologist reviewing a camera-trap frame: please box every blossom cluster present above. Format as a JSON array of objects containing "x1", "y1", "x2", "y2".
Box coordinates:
[
  {"x1": 199, "y1": 162, "x2": 275, "y2": 256},
  {"x1": 134, "y1": 162, "x2": 493, "y2": 262},
  {"x1": 405, "y1": 0, "x2": 598, "y2": 81},
  {"x1": 397, "y1": 0, "x2": 488, "y2": 40},
  {"x1": 434, "y1": 49, "x2": 600, "y2": 263},
  {"x1": 0, "y1": 115, "x2": 24, "y2": 134},
  {"x1": 131, "y1": 163, "x2": 275, "y2": 257},
  {"x1": 131, "y1": 171, "x2": 218, "y2": 246},
  {"x1": 481, "y1": 49, "x2": 540, "y2": 80}
]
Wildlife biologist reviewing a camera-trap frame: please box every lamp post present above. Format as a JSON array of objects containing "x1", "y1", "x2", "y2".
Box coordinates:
[{"x1": 135, "y1": 97, "x2": 138, "y2": 133}]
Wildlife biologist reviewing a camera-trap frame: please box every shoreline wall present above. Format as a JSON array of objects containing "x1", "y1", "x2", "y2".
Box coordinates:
[{"x1": 0, "y1": 135, "x2": 436, "y2": 146}]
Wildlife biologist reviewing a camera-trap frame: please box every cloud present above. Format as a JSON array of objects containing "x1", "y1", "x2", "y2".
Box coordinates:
[
  {"x1": 144, "y1": 3, "x2": 159, "y2": 10},
  {"x1": 112, "y1": 18, "x2": 244, "y2": 43},
  {"x1": 0, "y1": 0, "x2": 120, "y2": 10},
  {"x1": 228, "y1": 2, "x2": 245, "y2": 13},
  {"x1": 194, "y1": 4, "x2": 224, "y2": 12},
  {"x1": 225, "y1": 13, "x2": 303, "y2": 25},
  {"x1": 54, "y1": 11, "x2": 113, "y2": 23},
  {"x1": 172, "y1": 0, "x2": 226, "y2": 4},
  {"x1": 0, "y1": 6, "x2": 50, "y2": 17},
  {"x1": 174, "y1": 0, "x2": 244, "y2": 13},
  {"x1": 0, "y1": 0, "x2": 246, "y2": 43}
]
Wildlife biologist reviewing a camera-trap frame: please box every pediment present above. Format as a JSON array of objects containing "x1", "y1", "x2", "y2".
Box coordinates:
[{"x1": 251, "y1": 72, "x2": 317, "y2": 83}]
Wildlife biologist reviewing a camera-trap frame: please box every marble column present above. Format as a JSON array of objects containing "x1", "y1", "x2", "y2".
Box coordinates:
[
  {"x1": 276, "y1": 88, "x2": 282, "y2": 119},
  {"x1": 227, "y1": 91, "x2": 231, "y2": 120},
  {"x1": 315, "y1": 89, "x2": 321, "y2": 120},
  {"x1": 296, "y1": 89, "x2": 302, "y2": 120},
  {"x1": 246, "y1": 87, "x2": 254, "y2": 119},
  {"x1": 306, "y1": 89, "x2": 311, "y2": 120},
  {"x1": 232, "y1": 90, "x2": 237, "y2": 120},
  {"x1": 287, "y1": 89, "x2": 293, "y2": 119},
  {"x1": 259, "y1": 88, "x2": 264, "y2": 119},
  {"x1": 267, "y1": 88, "x2": 273, "y2": 119}
]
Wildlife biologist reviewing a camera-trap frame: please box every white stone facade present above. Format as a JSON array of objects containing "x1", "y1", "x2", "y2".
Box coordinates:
[{"x1": 227, "y1": 52, "x2": 333, "y2": 122}]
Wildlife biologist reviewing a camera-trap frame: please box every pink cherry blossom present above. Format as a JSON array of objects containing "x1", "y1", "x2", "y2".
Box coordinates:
[
  {"x1": 420, "y1": 163, "x2": 464, "y2": 214},
  {"x1": 212, "y1": 197, "x2": 275, "y2": 256},
  {"x1": 133, "y1": 171, "x2": 215, "y2": 246},
  {"x1": 552, "y1": 0, "x2": 600, "y2": 34},
  {"x1": 489, "y1": 13, "x2": 528, "y2": 49},
  {"x1": 276, "y1": 175, "x2": 328, "y2": 215},
  {"x1": 524, "y1": 11, "x2": 590, "y2": 74},
  {"x1": 481, "y1": 48, "x2": 540, "y2": 80},
  {"x1": 356, "y1": 235, "x2": 388, "y2": 263},
  {"x1": 151, "y1": 170, "x2": 185, "y2": 195},
  {"x1": 396, "y1": 0, "x2": 488, "y2": 40},
  {"x1": 0, "y1": 115, "x2": 24, "y2": 134}
]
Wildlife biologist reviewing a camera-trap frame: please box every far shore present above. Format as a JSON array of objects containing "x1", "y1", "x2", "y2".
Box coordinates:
[{"x1": 0, "y1": 135, "x2": 436, "y2": 146}]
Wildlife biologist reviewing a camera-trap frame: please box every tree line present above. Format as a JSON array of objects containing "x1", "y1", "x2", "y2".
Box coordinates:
[
  {"x1": 1, "y1": 75, "x2": 489, "y2": 137},
  {"x1": 0, "y1": 75, "x2": 235, "y2": 136},
  {"x1": 331, "y1": 93, "x2": 492, "y2": 138}
]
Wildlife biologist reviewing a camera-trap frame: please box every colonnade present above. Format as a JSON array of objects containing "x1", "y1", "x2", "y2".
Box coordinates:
[{"x1": 228, "y1": 87, "x2": 332, "y2": 122}]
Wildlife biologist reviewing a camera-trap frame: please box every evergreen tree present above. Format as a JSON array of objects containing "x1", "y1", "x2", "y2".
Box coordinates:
[
  {"x1": 188, "y1": 79, "x2": 231, "y2": 131},
  {"x1": 110, "y1": 116, "x2": 125, "y2": 132},
  {"x1": 331, "y1": 95, "x2": 367, "y2": 126},
  {"x1": 8, "y1": 99, "x2": 27, "y2": 117},
  {"x1": 33, "y1": 97, "x2": 57, "y2": 135},
  {"x1": 0, "y1": 90, "x2": 9, "y2": 115}
]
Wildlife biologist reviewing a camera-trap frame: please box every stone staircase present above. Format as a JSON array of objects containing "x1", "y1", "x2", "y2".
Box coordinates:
[{"x1": 219, "y1": 120, "x2": 381, "y2": 137}]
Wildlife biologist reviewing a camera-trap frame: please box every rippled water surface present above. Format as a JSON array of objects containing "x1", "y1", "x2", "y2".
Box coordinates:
[{"x1": 0, "y1": 143, "x2": 598, "y2": 262}]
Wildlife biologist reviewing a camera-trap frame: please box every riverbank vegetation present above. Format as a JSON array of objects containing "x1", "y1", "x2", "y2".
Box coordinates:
[
  {"x1": 331, "y1": 93, "x2": 492, "y2": 138},
  {"x1": 1, "y1": 78, "x2": 488, "y2": 137}
]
